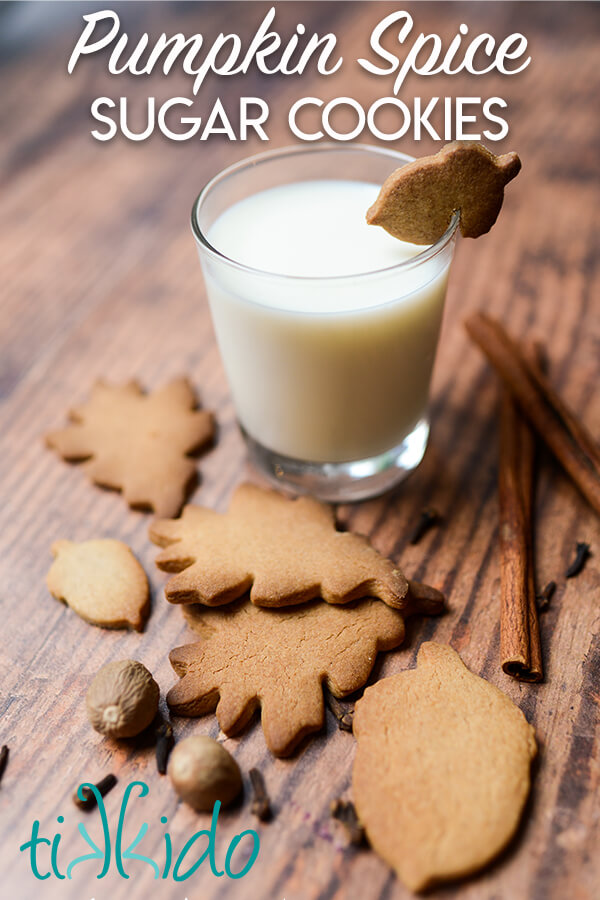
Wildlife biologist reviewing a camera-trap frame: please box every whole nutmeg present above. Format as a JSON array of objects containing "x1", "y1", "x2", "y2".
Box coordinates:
[
  {"x1": 86, "y1": 659, "x2": 159, "y2": 739},
  {"x1": 168, "y1": 736, "x2": 242, "y2": 811}
]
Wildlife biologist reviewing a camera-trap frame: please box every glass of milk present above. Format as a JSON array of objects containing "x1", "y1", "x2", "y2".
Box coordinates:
[{"x1": 191, "y1": 144, "x2": 458, "y2": 502}]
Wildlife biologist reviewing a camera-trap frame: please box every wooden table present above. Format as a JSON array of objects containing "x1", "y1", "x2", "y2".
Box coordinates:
[{"x1": 1, "y1": 3, "x2": 598, "y2": 898}]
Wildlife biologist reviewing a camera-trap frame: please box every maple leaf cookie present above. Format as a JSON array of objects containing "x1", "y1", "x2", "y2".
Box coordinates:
[
  {"x1": 46, "y1": 377, "x2": 214, "y2": 517},
  {"x1": 168, "y1": 598, "x2": 407, "y2": 756}
]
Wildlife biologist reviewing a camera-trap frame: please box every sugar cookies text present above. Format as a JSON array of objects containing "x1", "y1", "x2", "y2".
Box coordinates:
[{"x1": 67, "y1": 8, "x2": 531, "y2": 142}]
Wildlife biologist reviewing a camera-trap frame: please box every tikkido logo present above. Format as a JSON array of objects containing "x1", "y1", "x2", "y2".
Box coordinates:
[{"x1": 19, "y1": 781, "x2": 260, "y2": 883}]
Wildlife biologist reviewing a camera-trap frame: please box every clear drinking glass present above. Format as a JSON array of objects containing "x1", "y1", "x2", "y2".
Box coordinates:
[{"x1": 191, "y1": 144, "x2": 458, "y2": 502}]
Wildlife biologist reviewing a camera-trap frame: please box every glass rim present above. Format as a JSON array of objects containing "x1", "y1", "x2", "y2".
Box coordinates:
[{"x1": 190, "y1": 142, "x2": 460, "y2": 284}]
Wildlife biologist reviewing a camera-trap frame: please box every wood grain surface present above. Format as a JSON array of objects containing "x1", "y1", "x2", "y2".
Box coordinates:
[{"x1": 0, "y1": 3, "x2": 598, "y2": 899}]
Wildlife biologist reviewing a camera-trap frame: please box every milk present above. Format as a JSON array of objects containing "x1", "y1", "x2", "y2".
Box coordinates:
[
  {"x1": 208, "y1": 181, "x2": 422, "y2": 285},
  {"x1": 202, "y1": 179, "x2": 452, "y2": 463}
]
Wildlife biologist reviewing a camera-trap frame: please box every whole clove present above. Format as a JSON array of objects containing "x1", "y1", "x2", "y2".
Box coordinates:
[
  {"x1": 324, "y1": 689, "x2": 354, "y2": 732},
  {"x1": 536, "y1": 581, "x2": 556, "y2": 612},
  {"x1": 406, "y1": 580, "x2": 445, "y2": 617},
  {"x1": 73, "y1": 774, "x2": 117, "y2": 811},
  {"x1": 330, "y1": 799, "x2": 365, "y2": 846},
  {"x1": 0, "y1": 745, "x2": 9, "y2": 786},
  {"x1": 248, "y1": 768, "x2": 272, "y2": 821},
  {"x1": 156, "y1": 722, "x2": 174, "y2": 775},
  {"x1": 409, "y1": 507, "x2": 441, "y2": 545},
  {"x1": 565, "y1": 542, "x2": 591, "y2": 579}
]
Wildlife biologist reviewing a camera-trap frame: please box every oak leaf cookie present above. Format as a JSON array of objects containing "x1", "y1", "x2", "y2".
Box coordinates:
[
  {"x1": 352, "y1": 642, "x2": 537, "y2": 892},
  {"x1": 367, "y1": 141, "x2": 521, "y2": 244},
  {"x1": 45, "y1": 378, "x2": 214, "y2": 517},
  {"x1": 47, "y1": 539, "x2": 150, "y2": 631},
  {"x1": 150, "y1": 482, "x2": 408, "y2": 609},
  {"x1": 168, "y1": 598, "x2": 407, "y2": 756}
]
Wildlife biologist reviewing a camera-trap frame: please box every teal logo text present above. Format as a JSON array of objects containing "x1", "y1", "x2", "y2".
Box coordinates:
[{"x1": 20, "y1": 781, "x2": 260, "y2": 882}]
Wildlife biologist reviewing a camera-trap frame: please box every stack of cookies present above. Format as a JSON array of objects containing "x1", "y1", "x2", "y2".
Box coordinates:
[{"x1": 45, "y1": 376, "x2": 444, "y2": 757}]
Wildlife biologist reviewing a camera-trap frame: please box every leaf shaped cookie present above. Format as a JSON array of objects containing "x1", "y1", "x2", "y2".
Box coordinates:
[
  {"x1": 45, "y1": 377, "x2": 214, "y2": 517},
  {"x1": 47, "y1": 539, "x2": 150, "y2": 631},
  {"x1": 367, "y1": 141, "x2": 521, "y2": 243},
  {"x1": 353, "y1": 642, "x2": 537, "y2": 892},
  {"x1": 150, "y1": 482, "x2": 408, "y2": 609},
  {"x1": 168, "y1": 598, "x2": 407, "y2": 756}
]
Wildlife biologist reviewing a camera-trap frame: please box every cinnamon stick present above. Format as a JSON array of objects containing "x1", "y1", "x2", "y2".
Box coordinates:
[
  {"x1": 465, "y1": 312, "x2": 600, "y2": 517},
  {"x1": 498, "y1": 343, "x2": 543, "y2": 681}
]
